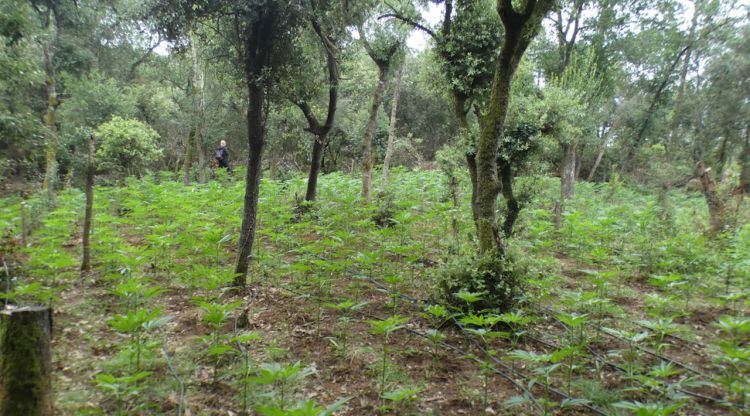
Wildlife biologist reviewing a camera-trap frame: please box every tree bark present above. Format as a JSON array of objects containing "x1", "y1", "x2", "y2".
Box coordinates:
[
  {"x1": 561, "y1": 142, "x2": 576, "y2": 199},
  {"x1": 362, "y1": 65, "x2": 389, "y2": 204},
  {"x1": 499, "y1": 162, "x2": 519, "y2": 237},
  {"x1": 299, "y1": 18, "x2": 339, "y2": 202},
  {"x1": 475, "y1": 0, "x2": 554, "y2": 254},
  {"x1": 0, "y1": 306, "x2": 53, "y2": 416},
  {"x1": 42, "y1": 38, "x2": 59, "y2": 200},
  {"x1": 667, "y1": 2, "x2": 698, "y2": 159},
  {"x1": 234, "y1": 8, "x2": 277, "y2": 284},
  {"x1": 305, "y1": 136, "x2": 326, "y2": 201},
  {"x1": 197, "y1": 137, "x2": 206, "y2": 184},
  {"x1": 697, "y1": 161, "x2": 726, "y2": 234},
  {"x1": 737, "y1": 129, "x2": 750, "y2": 194},
  {"x1": 382, "y1": 57, "x2": 405, "y2": 187},
  {"x1": 183, "y1": 36, "x2": 201, "y2": 186},
  {"x1": 183, "y1": 128, "x2": 195, "y2": 185},
  {"x1": 81, "y1": 134, "x2": 95, "y2": 273}
]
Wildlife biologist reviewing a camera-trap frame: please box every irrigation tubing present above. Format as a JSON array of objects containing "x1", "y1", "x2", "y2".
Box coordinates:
[
  {"x1": 534, "y1": 305, "x2": 709, "y2": 378},
  {"x1": 279, "y1": 276, "x2": 611, "y2": 416},
  {"x1": 539, "y1": 306, "x2": 742, "y2": 410},
  {"x1": 273, "y1": 283, "x2": 551, "y2": 415},
  {"x1": 360, "y1": 275, "x2": 741, "y2": 412}
]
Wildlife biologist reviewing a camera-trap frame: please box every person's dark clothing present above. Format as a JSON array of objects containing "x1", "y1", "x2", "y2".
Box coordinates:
[{"x1": 215, "y1": 146, "x2": 229, "y2": 169}]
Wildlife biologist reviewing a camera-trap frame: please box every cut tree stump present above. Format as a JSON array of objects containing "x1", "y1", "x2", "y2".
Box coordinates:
[{"x1": 0, "y1": 306, "x2": 53, "y2": 416}]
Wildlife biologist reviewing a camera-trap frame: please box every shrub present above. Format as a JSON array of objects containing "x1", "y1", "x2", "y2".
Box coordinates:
[
  {"x1": 94, "y1": 117, "x2": 161, "y2": 178},
  {"x1": 437, "y1": 251, "x2": 525, "y2": 312}
]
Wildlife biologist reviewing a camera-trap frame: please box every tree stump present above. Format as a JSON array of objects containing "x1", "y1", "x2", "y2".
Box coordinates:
[{"x1": 0, "y1": 306, "x2": 53, "y2": 416}]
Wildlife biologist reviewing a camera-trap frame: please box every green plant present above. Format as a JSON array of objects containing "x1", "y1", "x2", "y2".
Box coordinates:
[
  {"x1": 367, "y1": 315, "x2": 409, "y2": 407},
  {"x1": 106, "y1": 308, "x2": 170, "y2": 371},
  {"x1": 94, "y1": 371, "x2": 153, "y2": 415},
  {"x1": 248, "y1": 361, "x2": 317, "y2": 412}
]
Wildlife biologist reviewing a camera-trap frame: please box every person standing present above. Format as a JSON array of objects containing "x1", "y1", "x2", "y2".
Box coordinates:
[{"x1": 215, "y1": 140, "x2": 230, "y2": 170}]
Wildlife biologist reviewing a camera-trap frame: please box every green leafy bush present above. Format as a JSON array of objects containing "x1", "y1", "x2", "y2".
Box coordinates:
[
  {"x1": 438, "y1": 251, "x2": 525, "y2": 312},
  {"x1": 94, "y1": 117, "x2": 161, "y2": 178}
]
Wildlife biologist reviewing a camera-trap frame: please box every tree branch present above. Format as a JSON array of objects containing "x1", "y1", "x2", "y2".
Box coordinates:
[{"x1": 378, "y1": 13, "x2": 436, "y2": 38}]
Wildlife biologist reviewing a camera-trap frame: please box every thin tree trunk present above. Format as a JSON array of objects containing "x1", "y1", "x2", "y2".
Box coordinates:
[
  {"x1": 183, "y1": 37, "x2": 201, "y2": 186},
  {"x1": 382, "y1": 57, "x2": 405, "y2": 187},
  {"x1": 737, "y1": 128, "x2": 750, "y2": 194},
  {"x1": 362, "y1": 66, "x2": 389, "y2": 204},
  {"x1": 667, "y1": 2, "x2": 698, "y2": 159},
  {"x1": 561, "y1": 143, "x2": 576, "y2": 199},
  {"x1": 305, "y1": 136, "x2": 326, "y2": 201},
  {"x1": 183, "y1": 129, "x2": 195, "y2": 185},
  {"x1": 234, "y1": 9, "x2": 276, "y2": 284},
  {"x1": 588, "y1": 146, "x2": 606, "y2": 182},
  {"x1": 0, "y1": 306, "x2": 53, "y2": 416},
  {"x1": 197, "y1": 138, "x2": 206, "y2": 184},
  {"x1": 42, "y1": 39, "x2": 58, "y2": 199},
  {"x1": 81, "y1": 134, "x2": 95, "y2": 273},
  {"x1": 300, "y1": 18, "x2": 339, "y2": 202}
]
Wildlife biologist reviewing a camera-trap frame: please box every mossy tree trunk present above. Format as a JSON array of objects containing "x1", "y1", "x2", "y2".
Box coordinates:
[
  {"x1": 81, "y1": 134, "x2": 95, "y2": 273},
  {"x1": 697, "y1": 161, "x2": 727, "y2": 234},
  {"x1": 362, "y1": 65, "x2": 389, "y2": 204},
  {"x1": 234, "y1": 9, "x2": 277, "y2": 284},
  {"x1": 0, "y1": 306, "x2": 53, "y2": 416},
  {"x1": 475, "y1": 0, "x2": 554, "y2": 254},
  {"x1": 358, "y1": 25, "x2": 400, "y2": 204}
]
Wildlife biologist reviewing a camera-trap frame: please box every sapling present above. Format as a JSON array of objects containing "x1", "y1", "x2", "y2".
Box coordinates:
[
  {"x1": 197, "y1": 299, "x2": 242, "y2": 382},
  {"x1": 248, "y1": 361, "x2": 316, "y2": 412},
  {"x1": 367, "y1": 315, "x2": 409, "y2": 407},
  {"x1": 232, "y1": 331, "x2": 262, "y2": 414},
  {"x1": 381, "y1": 385, "x2": 423, "y2": 414},
  {"x1": 107, "y1": 308, "x2": 170, "y2": 371},
  {"x1": 323, "y1": 300, "x2": 366, "y2": 357}
]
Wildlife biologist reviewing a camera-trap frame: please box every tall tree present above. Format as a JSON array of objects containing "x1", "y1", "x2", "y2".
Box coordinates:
[
  {"x1": 289, "y1": 2, "x2": 353, "y2": 201},
  {"x1": 151, "y1": 0, "x2": 302, "y2": 284},
  {"x1": 357, "y1": 17, "x2": 404, "y2": 203},
  {"x1": 475, "y1": 0, "x2": 554, "y2": 254}
]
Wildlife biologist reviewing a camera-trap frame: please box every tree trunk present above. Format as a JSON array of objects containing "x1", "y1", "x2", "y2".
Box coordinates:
[
  {"x1": 737, "y1": 129, "x2": 750, "y2": 194},
  {"x1": 234, "y1": 9, "x2": 276, "y2": 285},
  {"x1": 362, "y1": 65, "x2": 389, "y2": 204},
  {"x1": 0, "y1": 306, "x2": 53, "y2": 416},
  {"x1": 666, "y1": 3, "x2": 697, "y2": 159},
  {"x1": 183, "y1": 128, "x2": 195, "y2": 186},
  {"x1": 588, "y1": 145, "x2": 605, "y2": 182},
  {"x1": 500, "y1": 163, "x2": 519, "y2": 237},
  {"x1": 197, "y1": 138, "x2": 206, "y2": 184},
  {"x1": 697, "y1": 161, "x2": 726, "y2": 234},
  {"x1": 42, "y1": 39, "x2": 59, "y2": 200},
  {"x1": 81, "y1": 134, "x2": 95, "y2": 273},
  {"x1": 183, "y1": 36, "x2": 201, "y2": 186},
  {"x1": 305, "y1": 136, "x2": 326, "y2": 201},
  {"x1": 382, "y1": 57, "x2": 405, "y2": 188},
  {"x1": 561, "y1": 142, "x2": 576, "y2": 199},
  {"x1": 476, "y1": 0, "x2": 553, "y2": 254},
  {"x1": 300, "y1": 18, "x2": 339, "y2": 202}
]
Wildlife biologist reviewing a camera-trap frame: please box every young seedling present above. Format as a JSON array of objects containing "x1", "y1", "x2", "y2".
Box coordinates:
[
  {"x1": 248, "y1": 361, "x2": 316, "y2": 412},
  {"x1": 367, "y1": 315, "x2": 409, "y2": 408},
  {"x1": 107, "y1": 308, "x2": 171, "y2": 371}
]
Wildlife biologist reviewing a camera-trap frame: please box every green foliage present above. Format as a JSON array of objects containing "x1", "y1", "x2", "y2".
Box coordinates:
[
  {"x1": 94, "y1": 116, "x2": 162, "y2": 177},
  {"x1": 438, "y1": 251, "x2": 525, "y2": 312}
]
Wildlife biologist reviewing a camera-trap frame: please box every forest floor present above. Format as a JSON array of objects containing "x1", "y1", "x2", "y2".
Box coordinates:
[{"x1": 2, "y1": 169, "x2": 749, "y2": 415}]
